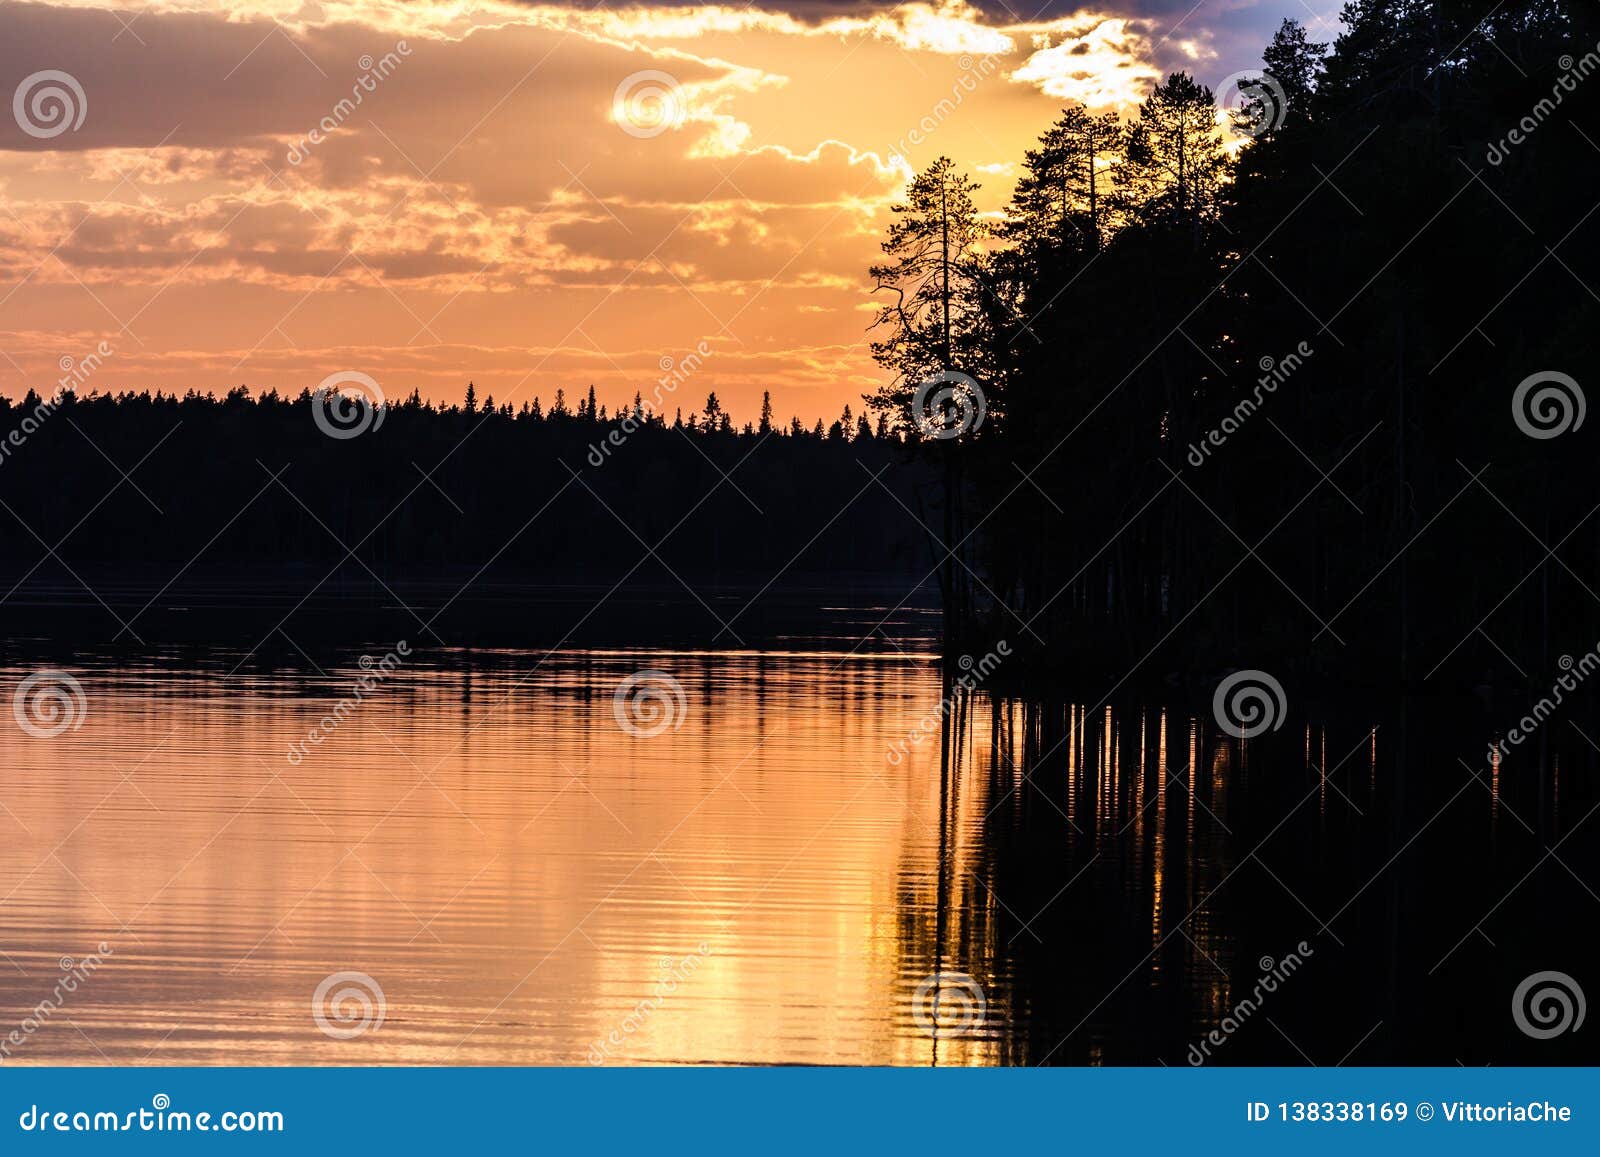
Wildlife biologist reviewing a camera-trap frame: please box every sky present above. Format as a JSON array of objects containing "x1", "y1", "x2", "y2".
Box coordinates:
[{"x1": 0, "y1": 0, "x2": 1344, "y2": 425}]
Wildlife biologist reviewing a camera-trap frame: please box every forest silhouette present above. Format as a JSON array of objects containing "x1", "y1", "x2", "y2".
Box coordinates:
[
  {"x1": 864, "y1": 2, "x2": 1600, "y2": 691},
  {"x1": 0, "y1": 382, "x2": 935, "y2": 646},
  {"x1": 3, "y1": 1, "x2": 1597, "y2": 687}
]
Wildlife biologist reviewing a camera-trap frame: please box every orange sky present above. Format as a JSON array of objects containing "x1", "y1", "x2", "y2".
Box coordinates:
[{"x1": 0, "y1": 0, "x2": 1340, "y2": 424}]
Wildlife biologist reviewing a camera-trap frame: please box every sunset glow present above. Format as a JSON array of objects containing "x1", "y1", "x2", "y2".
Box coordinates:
[{"x1": 1, "y1": 0, "x2": 1334, "y2": 421}]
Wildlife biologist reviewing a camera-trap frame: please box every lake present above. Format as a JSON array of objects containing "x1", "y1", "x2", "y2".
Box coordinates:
[{"x1": 0, "y1": 642, "x2": 1593, "y2": 1065}]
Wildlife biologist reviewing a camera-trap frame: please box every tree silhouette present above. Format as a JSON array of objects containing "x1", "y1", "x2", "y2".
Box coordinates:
[
  {"x1": 1005, "y1": 104, "x2": 1123, "y2": 256},
  {"x1": 1260, "y1": 17, "x2": 1327, "y2": 119},
  {"x1": 867, "y1": 156, "x2": 991, "y2": 431},
  {"x1": 855, "y1": 2, "x2": 1600, "y2": 685},
  {"x1": 1118, "y1": 73, "x2": 1227, "y2": 239}
]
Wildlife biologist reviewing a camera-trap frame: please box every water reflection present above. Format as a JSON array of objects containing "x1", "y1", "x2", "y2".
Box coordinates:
[{"x1": 0, "y1": 650, "x2": 1592, "y2": 1065}]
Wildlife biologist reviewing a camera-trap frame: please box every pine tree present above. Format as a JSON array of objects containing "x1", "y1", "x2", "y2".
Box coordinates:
[
  {"x1": 1118, "y1": 73, "x2": 1228, "y2": 238},
  {"x1": 1006, "y1": 105, "x2": 1124, "y2": 256},
  {"x1": 867, "y1": 157, "x2": 990, "y2": 434},
  {"x1": 758, "y1": 390, "x2": 773, "y2": 435},
  {"x1": 1260, "y1": 18, "x2": 1327, "y2": 122}
]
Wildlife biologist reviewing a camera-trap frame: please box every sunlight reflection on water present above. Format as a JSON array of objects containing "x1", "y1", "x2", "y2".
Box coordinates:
[{"x1": 0, "y1": 647, "x2": 1580, "y2": 1065}]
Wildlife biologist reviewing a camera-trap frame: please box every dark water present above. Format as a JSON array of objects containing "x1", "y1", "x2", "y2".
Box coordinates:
[{"x1": 0, "y1": 643, "x2": 1593, "y2": 1065}]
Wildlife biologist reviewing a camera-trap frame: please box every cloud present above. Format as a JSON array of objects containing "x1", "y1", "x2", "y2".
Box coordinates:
[
  {"x1": 1009, "y1": 18, "x2": 1165, "y2": 107},
  {"x1": 0, "y1": 0, "x2": 1324, "y2": 420}
]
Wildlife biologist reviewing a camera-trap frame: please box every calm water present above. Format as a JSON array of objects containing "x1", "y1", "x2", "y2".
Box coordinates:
[{"x1": 0, "y1": 646, "x2": 1593, "y2": 1065}]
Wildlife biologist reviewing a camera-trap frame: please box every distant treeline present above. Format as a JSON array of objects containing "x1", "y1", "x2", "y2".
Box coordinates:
[
  {"x1": 866, "y1": 2, "x2": 1600, "y2": 688},
  {"x1": 0, "y1": 384, "x2": 931, "y2": 587}
]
